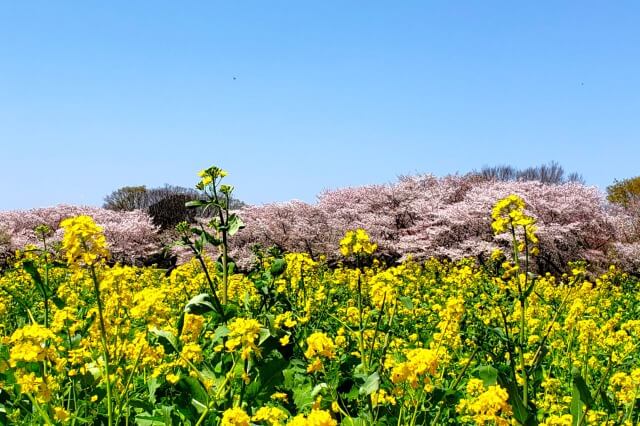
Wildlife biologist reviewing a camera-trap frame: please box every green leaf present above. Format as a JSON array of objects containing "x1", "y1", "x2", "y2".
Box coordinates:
[
  {"x1": 185, "y1": 200, "x2": 206, "y2": 208},
  {"x1": 359, "y1": 372, "x2": 380, "y2": 396},
  {"x1": 312, "y1": 383, "x2": 328, "y2": 397},
  {"x1": 270, "y1": 259, "x2": 287, "y2": 277},
  {"x1": 293, "y1": 383, "x2": 315, "y2": 411},
  {"x1": 81, "y1": 311, "x2": 97, "y2": 336},
  {"x1": 176, "y1": 312, "x2": 185, "y2": 337},
  {"x1": 194, "y1": 237, "x2": 204, "y2": 253},
  {"x1": 177, "y1": 376, "x2": 208, "y2": 408},
  {"x1": 341, "y1": 417, "x2": 368, "y2": 426},
  {"x1": 498, "y1": 373, "x2": 536, "y2": 425},
  {"x1": 344, "y1": 384, "x2": 360, "y2": 401},
  {"x1": 523, "y1": 277, "x2": 538, "y2": 299},
  {"x1": 572, "y1": 368, "x2": 594, "y2": 408},
  {"x1": 134, "y1": 415, "x2": 166, "y2": 426},
  {"x1": 135, "y1": 405, "x2": 174, "y2": 425},
  {"x1": 571, "y1": 368, "x2": 594, "y2": 425},
  {"x1": 599, "y1": 388, "x2": 615, "y2": 414},
  {"x1": 184, "y1": 293, "x2": 216, "y2": 315},
  {"x1": 227, "y1": 213, "x2": 245, "y2": 236},
  {"x1": 283, "y1": 360, "x2": 307, "y2": 389},
  {"x1": 473, "y1": 365, "x2": 498, "y2": 387},
  {"x1": 50, "y1": 296, "x2": 66, "y2": 310},
  {"x1": 128, "y1": 398, "x2": 155, "y2": 413},
  {"x1": 191, "y1": 398, "x2": 207, "y2": 414},
  {"x1": 259, "y1": 328, "x2": 271, "y2": 345},
  {"x1": 570, "y1": 382, "x2": 583, "y2": 426},
  {"x1": 491, "y1": 327, "x2": 509, "y2": 342},
  {"x1": 398, "y1": 296, "x2": 414, "y2": 310},
  {"x1": 191, "y1": 227, "x2": 221, "y2": 246},
  {"x1": 149, "y1": 327, "x2": 179, "y2": 354},
  {"x1": 245, "y1": 357, "x2": 288, "y2": 405},
  {"x1": 211, "y1": 325, "x2": 230, "y2": 343},
  {"x1": 147, "y1": 377, "x2": 160, "y2": 404},
  {"x1": 22, "y1": 260, "x2": 51, "y2": 298}
]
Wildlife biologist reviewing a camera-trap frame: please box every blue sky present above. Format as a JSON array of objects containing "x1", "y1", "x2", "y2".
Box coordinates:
[{"x1": 1, "y1": 1, "x2": 639, "y2": 210}]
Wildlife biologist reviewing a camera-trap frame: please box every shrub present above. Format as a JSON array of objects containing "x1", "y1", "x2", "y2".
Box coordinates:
[
  {"x1": 607, "y1": 176, "x2": 640, "y2": 207},
  {"x1": 147, "y1": 193, "x2": 196, "y2": 230}
]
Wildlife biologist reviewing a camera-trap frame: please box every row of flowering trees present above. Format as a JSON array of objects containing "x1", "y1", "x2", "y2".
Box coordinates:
[
  {"x1": 0, "y1": 205, "x2": 159, "y2": 264},
  {"x1": 232, "y1": 174, "x2": 640, "y2": 272},
  {"x1": 2, "y1": 174, "x2": 640, "y2": 272}
]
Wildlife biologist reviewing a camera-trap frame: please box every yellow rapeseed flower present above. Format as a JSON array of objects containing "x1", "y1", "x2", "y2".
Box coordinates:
[
  {"x1": 225, "y1": 317, "x2": 262, "y2": 360},
  {"x1": 340, "y1": 229, "x2": 377, "y2": 257},
  {"x1": 221, "y1": 407, "x2": 251, "y2": 426},
  {"x1": 252, "y1": 406, "x2": 288, "y2": 426},
  {"x1": 60, "y1": 215, "x2": 110, "y2": 267},
  {"x1": 304, "y1": 332, "x2": 336, "y2": 373}
]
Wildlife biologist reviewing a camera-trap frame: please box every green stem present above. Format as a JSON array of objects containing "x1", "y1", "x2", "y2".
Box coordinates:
[
  {"x1": 357, "y1": 273, "x2": 367, "y2": 370},
  {"x1": 367, "y1": 295, "x2": 386, "y2": 372},
  {"x1": 115, "y1": 344, "x2": 145, "y2": 424},
  {"x1": 195, "y1": 405, "x2": 210, "y2": 426},
  {"x1": 221, "y1": 229, "x2": 229, "y2": 305},
  {"x1": 519, "y1": 297, "x2": 528, "y2": 407},
  {"x1": 189, "y1": 244, "x2": 225, "y2": 316},
  {"x1": 212, "y1": 183, "x2": 229, "y2": 305},
  {"x1": 27, "y1": 393, "x2": 54, "y2": 425},
  {"x1": 430, "y1": 347, "x2": 478, "y2": 426},
  {"x1": 89, "y1": 265, "x2": 113, "y2": 426}
]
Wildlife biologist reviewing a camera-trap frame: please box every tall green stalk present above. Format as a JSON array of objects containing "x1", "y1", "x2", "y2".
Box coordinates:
[{"x1": 89, "y1": 265, "x2": 113, "y2": 426}]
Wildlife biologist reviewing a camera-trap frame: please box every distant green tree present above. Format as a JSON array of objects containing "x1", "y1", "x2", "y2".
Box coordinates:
[
  {"x1": 607, "y1": 176, "x2": 640, "y2": 207},
  {"x1": 103, "y1": 186, "x2": 148, "y2": 211}
]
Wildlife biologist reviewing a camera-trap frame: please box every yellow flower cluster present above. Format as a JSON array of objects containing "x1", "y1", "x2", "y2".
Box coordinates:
[
  {"x1": 339, "y1": 229, "x2": 377, "y2": 257},
  {"x1": 252, "y1": 406, "x2": 288, "y2": 425},
  {"x1": 60, "y1": 215, "x2": 110, "y2": 267},
  {"x1": 609, "y1": 369, "x2": 640, "y2": 405},
  {"x1": 432, "y1": 296, "x2": 465, "y2": 350},
  {"x1": 221, "y1": 407, "x2": 251, "y2": 426},
  {"x1": 197, "y1": 166, "x2": 228, "y2": 189},
  {"x1": 539, "y1": 414, "x2": 574, "y2": 426},
  {"x1": 16, "y1": 372, "x2": 52, "y2": 402},
  {"x1": 304, "y1": 332, "x2": 336, "y2": 373},
  {"x1": 180, "y1": 313, "x2": 205, "y2": 343},
  {"x1": 228, "y1": 274, "x2": 260, "y2": 304},
  {"x1": 287, "y1": 409, "x2": 337, "y2": 426},
  {"x1": 9, "y1": 323, "x2": 58, "y2": 366},
  {"x1": 457, "y1": 379, "x2": 513, "y2": 426},
  {"x1": 275, "y1": 311, "x2": 297, "y2": 329},
  {"x1": 225, "y1": 317, "x2": 262, "y2": 360},
  {"x1": 491, "y1": 194, "x2": 539, "y2": 254},
  {"x1": 370, "y1": 388, "x2": 397, "y2": 407},
  {"x1": 368, "y1": 269, "x2": 398, "y2": 309},
  {"x1": 390, "y1": 348, "x2": 438, "y2": 389},
  {"x1": 220, "y1": 406, "x2": 335, "y2": 426}
]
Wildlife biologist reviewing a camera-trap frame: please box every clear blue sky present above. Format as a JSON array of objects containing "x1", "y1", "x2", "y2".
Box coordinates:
[{"x1": 1, "y1": 1, "x2": 639, "y2": 210}]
